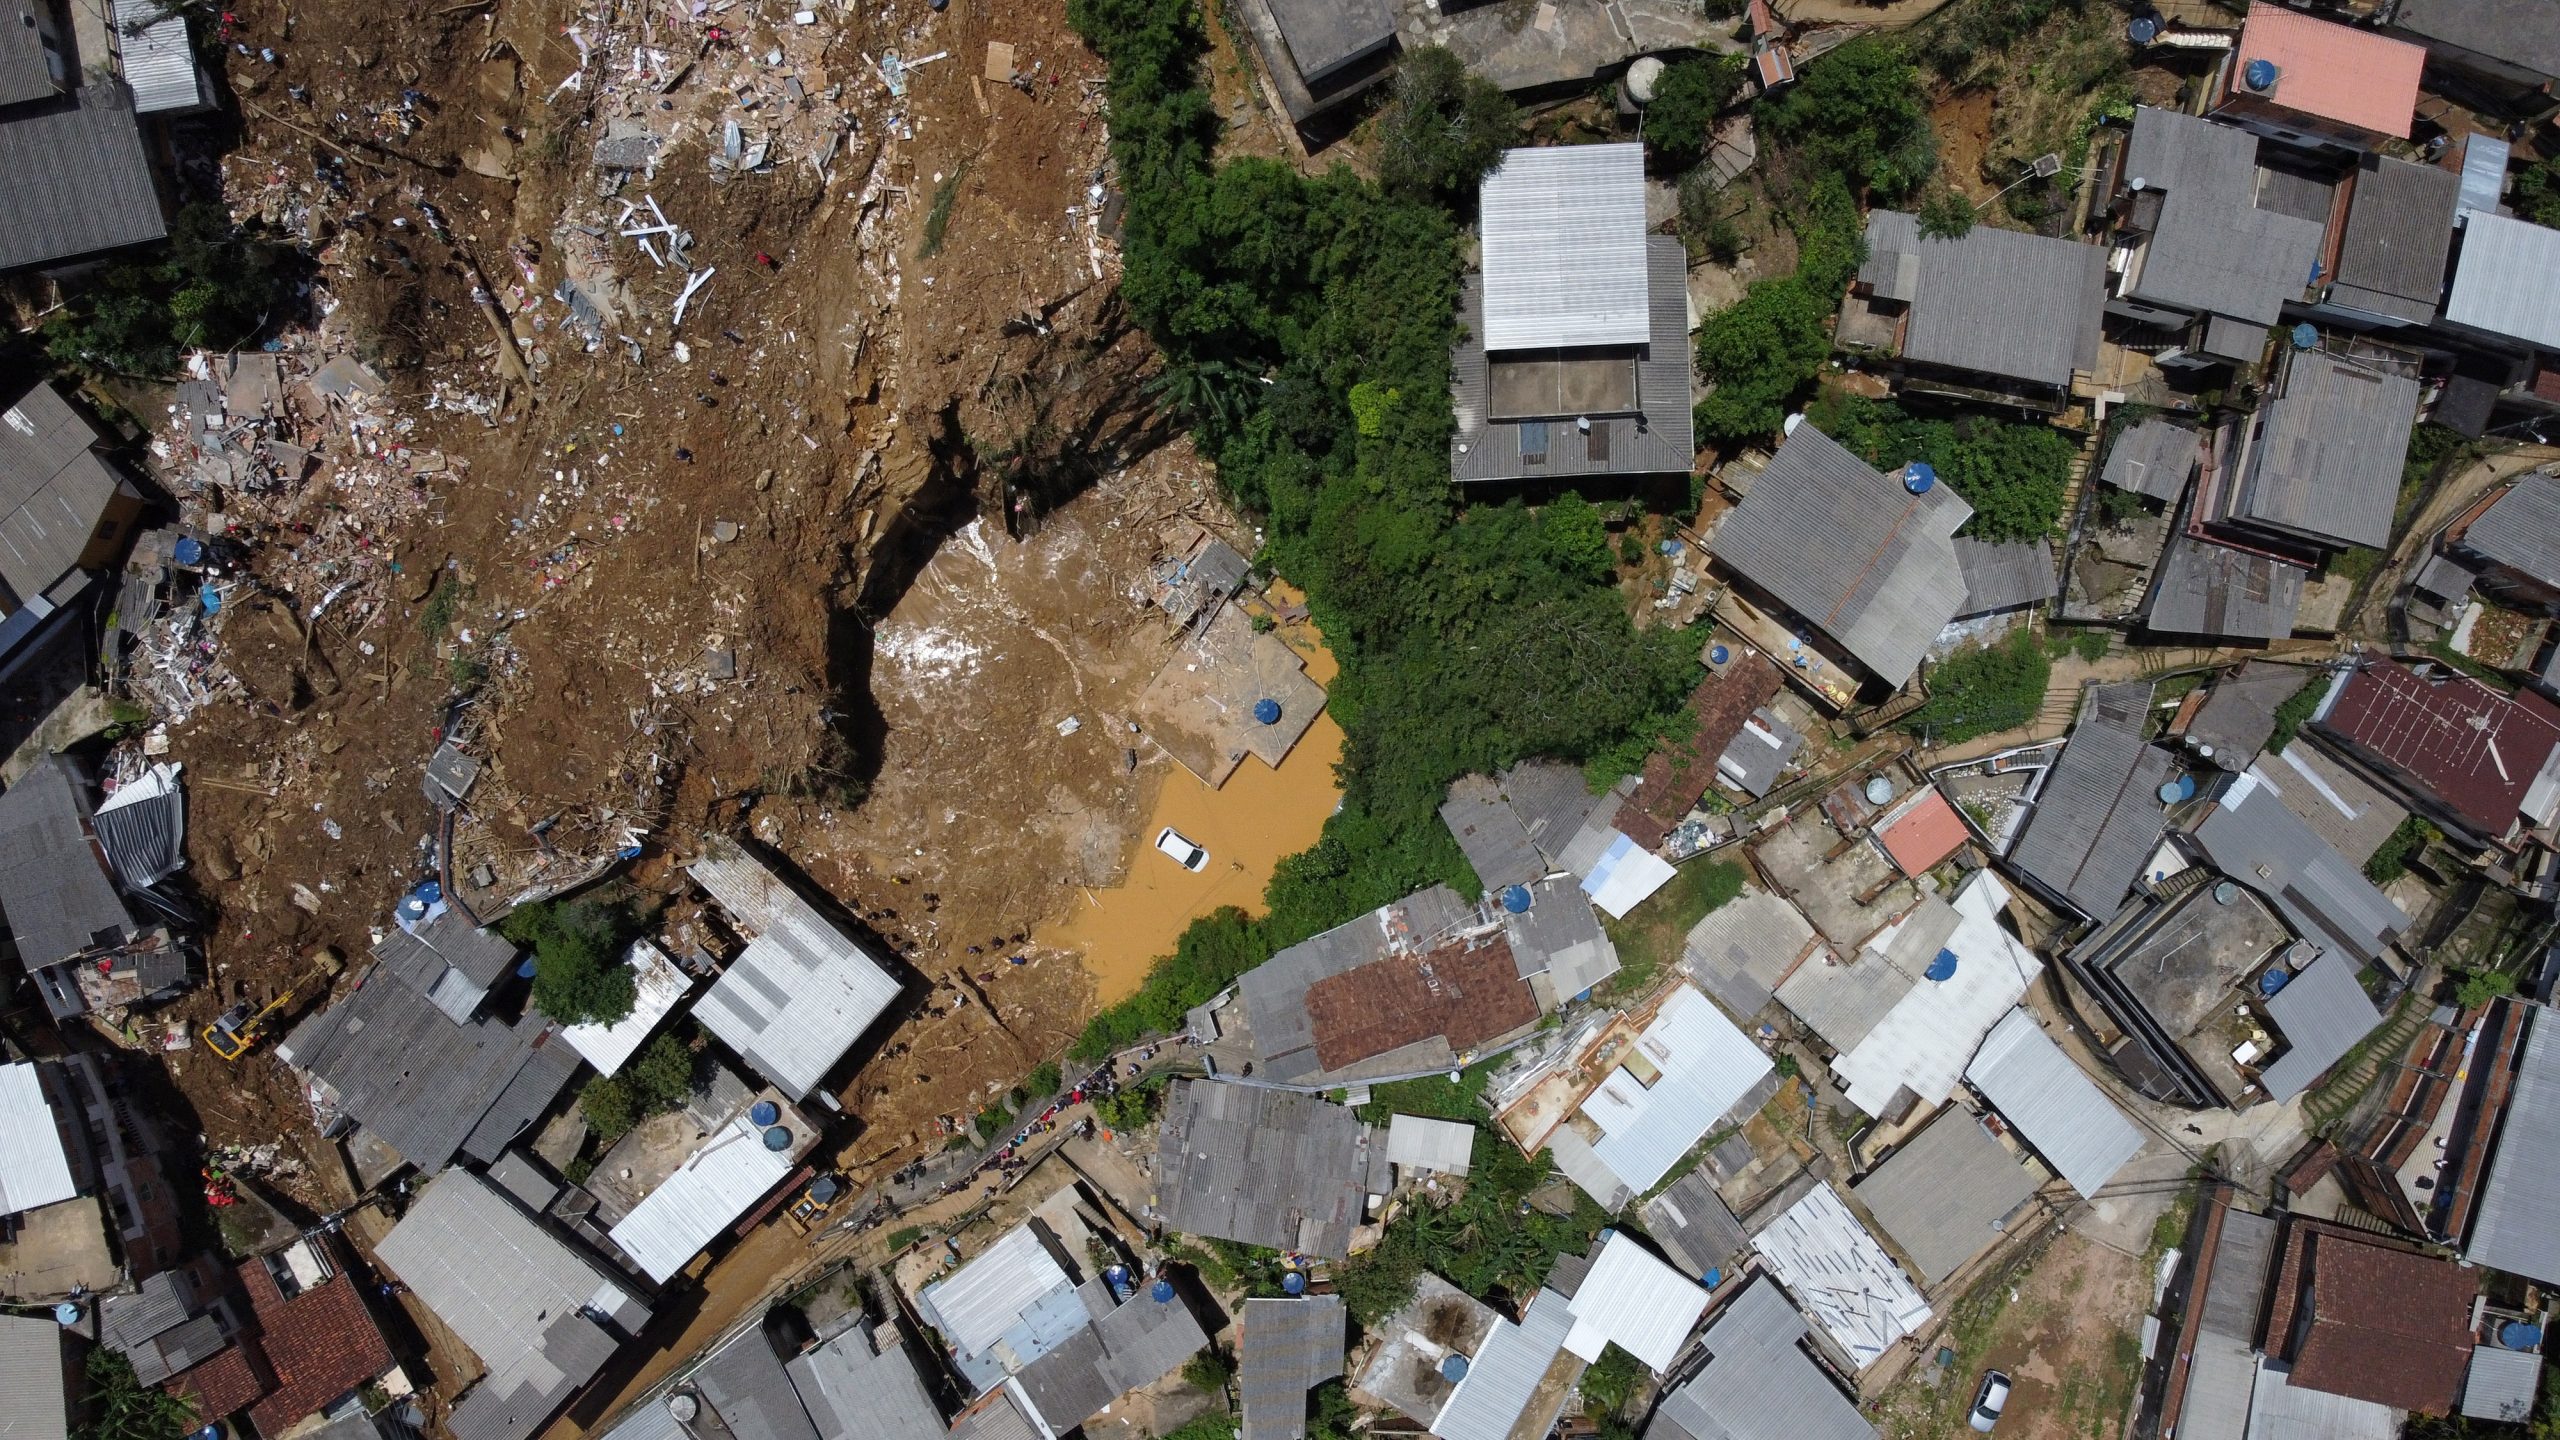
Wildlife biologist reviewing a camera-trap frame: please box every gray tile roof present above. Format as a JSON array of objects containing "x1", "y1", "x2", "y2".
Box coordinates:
[
  {"x1": 1861, "y1": 210, "x2": 2105, "y2": 389},
  {"x1": 1015, "y1": 1287, "x2": 1209, "y2": 1432},
  {"x1": 2446, "y1": 209, "x2": 2560, "y2": 351},
  {"x1": 0, "y1": 384, "x2": 129, "y2": 607},
  {"x1": 1681, "y1": 886, "x2": 1819, "y2": 1020},
  {"x1": 785, "y1": 1328, "x2": 946, "y2": 1440},
  {"x1": 1952, "y1": 539, "x2": 2056, "y2": 619},
  {"x1": 1431, "y1": 1288, "x2": 1578, "y2": 1440},
  {"x1": 1441, "y1": 775, "x2": 1547, "y2": 895},
  {"x1": 1851, "y1": 1107, "x2": 2036, "y2": 1284},
  {"x1": 2186, "y1": 662, "x2": 2314, "y2": 771},
  {"x1": 0, "y1": 755, "x2": 137, "y2": 976},
  {"x1": 2326, "y1": 156, "x2": 2459, "y2": 325},
  {"x1": 947, "y1": 1389, "x2": 1043, "y2": 1440},
  {"x1": 2121, "y1": 107, "x2": 2328, "y2": 329},
  {"x1": 2145, "y1": 534, "x2": 2306, "y2": 640},
  {"x1": 1503, "y1": 875, "x2": 1620, "y2": 998},
  {"x1": 1477, "y1": 145, "x2": 1650, "y2": 352},
  {"x1": 1234, "y1": 885, "x2": 1476, "y2": 1084},
  {"x1": 100, "y1": 1272, "x2": 222, "y2": 1386},
  {"x1": 2391, "y1": 0, "x2": 2560, "y2": 78},
  {"x1": 0, "y1": 1313, "x2": 67, "y2": 1440},
  {"x1": 1644, "y1": 1276, "x2": 1874, "y2": 1440},
  {"x1": 2101, "y1": 419, "x2": 2200, "y2": 502},
  {"x1": 0, "y1": 87, "x2": 167, "y2": 273},
  {"x1": 377, "y1": 1171, "x2": 645, "y2": 1440},
  {"x1": 2257, "y1": 950, "x2": 2386, "y2": 1100},
  {"x1": 2175, "y1": 1205, "x2": 2279, "y2": 1440},
  {"x1": 1264, "y1": 0, "x2": 1394, "y2": 84},
  {"x1": 2256, "y1": 740, "x2": 2407, "y2": 866},
  {"x1": 275, "y1": 964, "x2": 575, "y2": 1173},
  {"x1": 2414, "y1": 552, "x2": 2478, "y2": 607},
  {"x1": 2192, "y1": 769, "x2": 2409, "y2": 970},
  {"x1": 2009, "y1": 682, "x2": 2174, "y2": 920},
  {"x1": 697, "y1": 1331, "x2": 821, "y2": 1440},
  {"x1": 1238, "y1": 1296, "x2": 1345, "y2": 1440},
  {"x1": 1713, "y1": 423, "x2": 1971, "y2": 686},
  {"x1": 2458, "y1": 473, "x2": 2560, "y2": 589},
  {"x1": 1717, "y1": 707, "x2": 1806, "y2": 798},
  {"x1": 0, "y1": 3, "x2": 57, "y2": 107},
  {"x1": 2466, "y1": 1004, "x2": 2560, "y2": 1285},
  {"x1": 1154, "y1": 1081, "x2": 1379, "y2": 1259},
  {"x1": 2222, "y1": 347, "x2": 2418, "y2": 550},
  {"x1": 413, "y1": 909, "x2": 523, "y2": 989},
  {"x1": 2463, "y1": 1346, "x2": 2543, "y2": 1424},
  {"x1": 1452, "y1": 236, "x2": 1696, "y2": 484},
  {"x1": 1640, "y1": 1171, "x2": 1749, "y2": 1283},
  {"x1": 1964, "y1": 1009, "x2": 2146, "y2": 1197}
]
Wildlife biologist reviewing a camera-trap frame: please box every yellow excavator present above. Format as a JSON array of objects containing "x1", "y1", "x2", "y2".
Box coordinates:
[{"x1": 202, "y1": 990, "x2": 298, "y2": 1061}]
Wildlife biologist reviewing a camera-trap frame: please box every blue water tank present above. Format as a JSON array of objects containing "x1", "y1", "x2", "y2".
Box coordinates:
[
  {"x1": 2291, "y1": 323, "x2": 2319, "y2": 350},
  {"x1": 202, "y1": 587, "x2": 221, "y2": 615},
  {"x1": 1283, "y1": 1271, "x2": 1308, "y2": 1295},
  {"x1": 2244, "y1": 57, "x2": 2279, "y2": 91},
  {"x1": 2176, "y1": 774, "x2": 2198, "y2": 801},
  {"x1": 2159, "y1": 780, "x2": 2184, "y2": 805},
  {"x1": 762, "y1": 1126, "x2": 792, "y2": 1150},
  {"x1": 1925, "y1": 948, "x2": 1959, "y2": 982},
  {"x1": 2501, "y1": 1321, "x2": 2543, "y2": 1350},
  {"x1": 1709, "y1": 644, "x2": 1732, "y2": 666},
  {"x1": 1441, "y1": 1354, "x2": 1471, "y2": 1383},
  {"x1": 1704, "y1": 1267, "x2": 1722, "y2": 1289},
  {"x1": 2259, "y1": 968, "x2": 2290, "y2": 997},
  {"x1": 2127, "y1": 15, "x2": 2159, "y2": 43},
  {"x1": 1151, "y1": 1278, "x2": 1177, "y2": 1303},
  {"x1": 174, "y1": 536, "x2": 204, "y2": 566},
  {"x1": 1501, "y1": 884, "x2": 1533, "y2": 914},
  {"x1": 751, "y1": 1101, "x2": 780, "y2": 1127},
  {"x1": 53, "y1": 1303, "x2": 80, "y2": 1327},
  {"x1": 1905, "y1": 462, "x2": 1938, "y2": 495},
  {"x1": 515, "y1": 957, "x2": 537, "y2": 979},
  {"x1": 1253, "y1": 698, "x2": 1283, "y2": 725}
]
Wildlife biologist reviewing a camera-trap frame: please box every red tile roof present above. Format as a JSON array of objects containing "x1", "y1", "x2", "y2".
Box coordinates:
[
  {"x1": 239, "y1": 1254, "x2": 396, "y2": 1435},
  {"x1": 2318, "y1": 658, "x2": 2560, "y2": 836},
  {"x1": 1305, "y1": 935, "x2": 1538, "y2": 1071},
  {"x1": 168, "y1": 1344, "x2": 272, "y2": 1421},
  {"x1": 1877, "y1": 788, "x2": 1969, "y2": 877},
  {"x1": 2230, "y1": 6, "x2": 2424, "y2": 138},
  {"x1": 2266, "y1": 1218, "x2": 2473, "y2": 1414}
]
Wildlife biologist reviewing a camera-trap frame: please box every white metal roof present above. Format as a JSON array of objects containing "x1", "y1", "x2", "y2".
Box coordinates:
[
  {"x1": 1579, "y1": 830, "x2": 1677, "y2": 918},
  {"x1": 1558, "y1": 1233, "x2": 1709, "y2": 1373},
  {"x1": 1385, "y1": 1114, "x2": 1476, "y2": 1177},
  {"x1": 1749, "y1": 1183, "x2": 1932, "y2": 1369},
  {"x1": 1431, "y1": 1287, "x2": 1578, "y2": 1440},
  {"x1": 1965, "y1": 1008, "x2": 2146, "y2": 1197},
  {"x1": 690, "y1": 836, "x2": 900, "y2": 1100},
  {"x1": 1477, "y1": 144, "x2": 1651, "y2": 353},
  {"x1": 2246, "y1": 1358, "x2": 2400, "y2": 1440},
  {"x1": 1830, "y1": 872, "x2": 2042, "y2": 1119},
  {"x1": 376, "y1": 1170, "x2": 645, "y2": 1385},
  {"x1": 0, "y1": 1313, "x2": 66, "y2": 1440},
  {"x1": 2446, "y1": 211, "x2": 2560, "y2": 350},
  {"x1": 606, "y1": 1115, "x2": 800, "y2": 1283},
  {"x1": 1574, "y1": 984, "x2": 1775, "y2": 1200},
  {"x1": 919, "y1": 1223, "x2": 1078, "y2": 1359},
  {"x1": 2462, "y1": 1345, "x2": 2543, "y2": 1424},
  {"x1": 112, "y1": 0, "x2": 200, "y2": 113},
  {"x1": 0, "y1": 1064, "x2": 73, "y2": 1218},
  {"x1": 558, "y1": 940, "x2": 697, "y2": 1077}
]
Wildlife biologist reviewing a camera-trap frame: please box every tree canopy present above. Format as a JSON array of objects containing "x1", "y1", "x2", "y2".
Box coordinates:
[
  {"x1": 503, "y1": 898, "x2": 642, "y2": 1025},
  {"x1": 1760, "y1": 37, "x2": 1937, "y2": 200},
  {"x1": 45, "y1": 204, "x2": 296, "y2": 378},
  {"x1": 1693, "y1": 176, "x2": 1864, "y2": 443},
  {"x1": 1902, "y1": 628, "x2": 2051, "y2": 744},
  {"x1": 1643, "y1": 56, "x2": 1747, "y2": 171},
  {"x1": 1375, "y1": 44, "x2": 1519, "y2": 208},
  {"x1": 1810, "y1": 395, "x2": 2074, "y2": 542},
  {"x1": 78, "y1": 1350, "x2": 196, "y2": 1440}
]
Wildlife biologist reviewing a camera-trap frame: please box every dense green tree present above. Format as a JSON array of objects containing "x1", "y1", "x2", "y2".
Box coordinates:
[
  {"x1": 504, "y1": 898, "x2": 641, "y2": 1025},
  {"x1": 1761, "y1": 37, "x2": 1936, "y2": 199},
  {"x1": 1810, "y1": 396, "x2": 2071, "y2": 542},
  {"x1": 1376, "y1": 45, "x2": 1519, "y2": 207},
  {"x1": 1917, "y1": 185, "x2": 1976, "y2": 239},
  {"x1": 1694, "y1": 280, "x2": 1837, "y2": 442},
  {"x1": 1643, "y1": 56, "x2": 1747, "y2": 171},
  {"x1": 1902, "y1": 628, "x2": 2051, "y2": 744},
  {"x1": 78, "y1": 1350, "x2": 196, "y2": 1440},
  {"x1": 45, "y1": 204, "x2": 295, "y2": 377}
]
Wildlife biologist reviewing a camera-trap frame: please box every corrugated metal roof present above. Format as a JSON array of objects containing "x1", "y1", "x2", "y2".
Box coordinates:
[
  {"x1": 113, "y1": 0, "x2": 202, "y2": 113},
  {"x1": 2229, "y1": 7, "x2": 2423, "y2": 137},
  {"x1": 2145, "y1": 534, "x2": 2306, "y2": 641},
  {"x1": 558, "y1": 940, "x2": 696, "y2": 1077},
  {"x1": 2458, "y1": 131, "x2": 2513, "y2": 218},
  {"x1": 2191, "y1": 769, "x2": 2408, "y2": 969},
  {"x1": 1440, "y1": 775, "x2": 1545, "y2": 895},
  {"x1": 1965, "y1": 1008, "x2": 2146, "y2": 1197},
  {"x1": 1952, "y1": 539, "x2": 2056, "y2": 619},
  {"x1": 2447, "y1": 210, "x2": 2560, "y2": 349},
  {"x1": 696, "y1": 1329, "x2": 821, "y2": 1440},
  {"x1": 1155, "y1": 1082, "x2": 1378, "y2": 1259},
  {"x1": 1582, "y1": 831, "x2": 1678, "y2": 918},
  {"x1": 918, "y1": 1222, "x2": 1084, "y2": 1364},
  {"x1": 607, "y1": 1116, "x2": 799, "y2": 1283},
  {"x1": 1860, "y1": 210, "x2": 2105, "y2": 389},
  {"x1": 1014, "y1": 1286, "x2": 1208, "y2": 1430},
  {"x1": 1503, "y1": 877, "x2": 1620, "y2": 998},
  {"x1": 2173, "y1": 1204, "x2": 2279, "y2": 1440},
  {"x1": 594, "y1": 1395, "x2": 688, "y2": 1440},
  {"x1": 1571, "y1": 984, "x2": 1775, "y2": 1202},
  {"x1": 947, "y1": 1385, "x2": 1043, "y2": 1440},
  {"x1": 1558, "y1": 1232, "x2": 1709, "y2": 1373},
  {"x1": 2187, "y1": 662, "x2": 2311, "y2": 771},
  {"x1": 1237, "y1": 1296, "x2": 1344, "y2": 1440},
  {"x1": 2009, "y1": 682, "x2": 2172, "y2": 921},
  {"x1": 0, "y1": 1314, "x2": 66, "y2": 1440},
  {"x1": 1477, "y1": 145, "x2": 1650, "y2": 352},
  {"x1": 2258, "y1": 741, "x2": 2406, "y2": 866},
  {"x1": 785, "y1": 1328, "x2": 946, "y2": 1440},
  {"x1": 1830, "y1": 873, "x2": 2043, "y2": 1119},
  {"x1": 2326, "y1": 156, "x2": 2458, "y2": 324},
  {"x1": 0, "y1": 3, "x2": 56, "y2": 107},
  {"x1": 2102, "y1": 419, "x2": 2200, "y2": 501},
  {"x1": 0, "y1": 755, "x2": 134, "y2": 977},
  {"x1": 1451, "y1": 237, "x2": 1695, "y2": 484},
  {"x1": 1750, "y1": 1183, "x2": 1932, "y2": 1369},
  {"x1": 0, "y1": 1063, "x2": 74, "y2": 1218},
  {"x1": 1646, "y1": 1275, "x2": 1874, "y2": 1440},
  {"x1": 90, "y1": 762, "x2": 182, "y2": 889},
  {"x1": 2257, "y1": 950, "x2": 2387, "y2": 1101},
  {"x1": 2466, "y1": 1004, "x2": 2560, "y2": 1285},
  {"x1": 1718, "y1": 707, "x2": 1806, "y2": 798},
  {"x1": 2317, "y1": 657, "x2": 2560, "y2": 838},
  {"x1": 1644, "y1": 1172, "x2": 1749, "y2": 1285},
  {"x1": 0, "y1": 87, "x2": 167, "y2": 272},
  {"x1": 1852, "y1": 1107, "x2": 2037, "y2": 1283},
  {"x1": 2120, "y1": 107, "x2": 2328, "y2": 328},
  {"x1": 1386, "y1": 1115, "x2": 1477, "y2": 1177},
  {"x1": 2458, "y1": 473, "x2": 2560, "y2": 589},
  {"x1": 1712, "y1": 423, "x2": 1970, "y2": 687},
  {"x1": 2461, "y1": 1345, "x2": 2542, "y2": 1423},
  {"x1": 2246, "y1": 1358, "x2": 2401, "y2": 1440},
  {"x1": 1431, "y1": 1288, "x2": 1579, "y2": 1440},
  {"x1": 689, "y1": 836, "x2": 900, "y2": 1101},
  {"x1": 2222, "y1": 347, "x2": 2417, "y2": 550},
  {"x1": 1681, "y1": 886, "x2": 1818, "y2": 1020}
]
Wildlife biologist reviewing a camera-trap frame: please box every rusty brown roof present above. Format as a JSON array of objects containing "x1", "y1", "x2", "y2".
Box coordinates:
[
  {"x1": 1304, "y1": 936, "x2": 1538, "y2": 1072},
  {"x1": 2266, "y1": 1218, "x2": 2474, "y2": 1415},
  {"x1": 1619, "y1": 655, "x2": 1786, "y2": 848}
]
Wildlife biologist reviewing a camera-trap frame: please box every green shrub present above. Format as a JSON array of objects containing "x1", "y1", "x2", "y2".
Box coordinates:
[
  {"x1": 1027, "y1": 1060, "x2": 1063, "y2": 1097},
  {"x1": 78, "y1": 1348, "x2": 197, "y2": 1440},
  {"x1": 1374, "y1": 44, "x2": 1519, "y2": 207},
  {"x1": 1902, "y1": 628, "x2": 2051, "y2": 744},
  {"x1": 2265, "y1": 674, "x2": 2327, "y2": 755},
  {"x1": 44, "y1": 204, "x2": 296, "y2": 378},
  {"x1": 1644, "y1": 57, "x2": 1747, "y2": 170},
  {"x1": 1811, "y1": 396, "x2": 2073, "y2": 542},
  {"x1": 1694, "y1": 176, "x2": 1863, "y2": 442},
  {"x1": 503, "y1": 899, "x2": 643, "y2": 1025},
  {"x1": 1760, "y1": 37, "x2": 1936, "y2": 200},
  {"x1": 2456, "y1": 968, "x2": 2518, "y2": 1010},
  {"x1": 1917, "y1": 186, "x2": 1976, "y2": 239},
  {"x1": 2364, "y1": 815, "x2": 2437, "y2": 886},
  {"x1": 1579, "y1": 1343, "x2": 1646, "y2": 1416}
]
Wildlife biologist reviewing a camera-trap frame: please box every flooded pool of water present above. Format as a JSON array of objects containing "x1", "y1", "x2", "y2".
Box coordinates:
[{"x1": 1037, "y1": 599, "x2": 1344, "y2": 1004}]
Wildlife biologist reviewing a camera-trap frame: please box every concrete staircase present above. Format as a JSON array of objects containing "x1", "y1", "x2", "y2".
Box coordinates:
[
  {"x1": 2058, "y1": 425, "x2": 2103, "y2": 530},
  {"x1": 2303, "y1": 994, "x2": 2430, "y2": 1135}
]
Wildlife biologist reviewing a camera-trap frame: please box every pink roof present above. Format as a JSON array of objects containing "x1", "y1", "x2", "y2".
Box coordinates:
[
  {"x1": 2232, "y1": 6, "x2": 2424, "y2": 138},
  {"x1": 1878, "y1": 789, "x2": 1968, "y2": 877}
]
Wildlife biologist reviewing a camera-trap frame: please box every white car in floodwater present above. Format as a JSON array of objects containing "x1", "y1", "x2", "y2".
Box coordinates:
[{"x1": 1154, "y1": 826, "x2": 1208, "y2": 872}]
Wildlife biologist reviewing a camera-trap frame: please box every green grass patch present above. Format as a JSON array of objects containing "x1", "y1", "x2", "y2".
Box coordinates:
[
  {"x1": 2363, "y1": 814, "x2": 2437, "y2": 885},
  {"x1": 919, "y1": 164, "x2": 968, "y2": 259},
  {"x1": 1904, "y1": 628, "x2": 2052, "y2": 746},
  {"x1": 885, "y1": 1226, "x2": 926, "y2": 1252},
  {"x1": 2423, "y1": 640, "x2": 2520, "y2": 693},
  {"x1": 1600, "y1": 858, "x2": 1745, "y2": 999},
  {"x1": 1357, "y1": 1064, "x2": 1494, "y2": 1125},
  {"x1": 2264, "y1": 674, "x2": 2328, "y2": 754}
]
